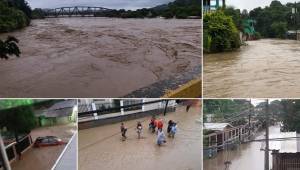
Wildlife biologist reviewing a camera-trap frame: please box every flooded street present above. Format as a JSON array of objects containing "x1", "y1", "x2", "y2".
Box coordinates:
[
  {"x1": 204, "y1": 39, "x2": 300, "y2": 98},
  {"x1": 11, "y1": 123, "x2": 76, "y2": 170},
  {"x1": 0, "y1": 18, "x2": 201, "y2": 98},
  {"x1": 204, "y1": 125, "x2": 289, "y2": 170},
  {"x1": 78, "y1": 105, "x2": 202, "y2": 170}
]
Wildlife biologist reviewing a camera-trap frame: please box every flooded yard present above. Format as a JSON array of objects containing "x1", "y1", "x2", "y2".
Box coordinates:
[{"x1": 11, "y1": 123, "x2": 76, "y2": 170}]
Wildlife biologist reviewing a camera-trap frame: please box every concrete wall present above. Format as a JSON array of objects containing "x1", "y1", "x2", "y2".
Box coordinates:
[{"x1": 78, "y1": 107, "x2": 176, "y2": 130}]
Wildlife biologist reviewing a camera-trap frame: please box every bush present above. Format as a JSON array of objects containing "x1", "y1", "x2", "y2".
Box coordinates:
[
  {"x1": 0, "y1": 1, "x2": 29, "y2": 33},
  {"x1": 270, "y1": 21, "x2": 288, "y2": 38},
  {"x1": 204, "y1": 10, "x2": 241, "y2": 53}
]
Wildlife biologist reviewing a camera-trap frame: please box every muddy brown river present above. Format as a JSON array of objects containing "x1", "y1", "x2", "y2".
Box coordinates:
[
  {"x1": 204, "y1": 39, "x2": 300, "y2": 98},
  {"x1": 0, "y1": 18, "x2": 201, "y2": 98}
]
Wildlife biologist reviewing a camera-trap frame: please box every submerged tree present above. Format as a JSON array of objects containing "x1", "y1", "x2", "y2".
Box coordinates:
[{"x1": 0, "y1": 36, "x2": 21, "y2": 59}]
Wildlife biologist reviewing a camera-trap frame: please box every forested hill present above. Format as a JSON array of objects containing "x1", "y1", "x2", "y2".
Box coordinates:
[
  {"x1": 153, "y1": 0, "x2": 202, "y2": 18},
  {"x1": 94, "y1": 0, "x2": 201, "y2": 19},
  {"x1": 0, "y1": 0, "x2": 31, "y2": 33}
]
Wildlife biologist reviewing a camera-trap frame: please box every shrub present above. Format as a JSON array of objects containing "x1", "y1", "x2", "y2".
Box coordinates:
[{"x1": 204, "y1": 10, "x2": 241, "y2": 53}]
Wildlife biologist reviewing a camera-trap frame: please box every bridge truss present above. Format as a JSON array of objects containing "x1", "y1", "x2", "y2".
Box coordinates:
[{"x1": 44, "y1": 6, "x2": 111, "y2": 17}]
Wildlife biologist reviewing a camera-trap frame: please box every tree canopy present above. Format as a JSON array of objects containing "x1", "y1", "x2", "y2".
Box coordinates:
[
  {"x1": 0, "y1": 99, "x2": 36, "y2": 135},
  {"x1": 249, "y1": 1, "x2": 300, "y2": 38},
  {"x1": 0, "y1": 0, "x2": 31, "y2": 33},
  {"x1": 203, "y1": 10, "x2": 241, "y2": 53},
  {"x1": 95, "y1": 0, "x2": 201, "y2": 19}
]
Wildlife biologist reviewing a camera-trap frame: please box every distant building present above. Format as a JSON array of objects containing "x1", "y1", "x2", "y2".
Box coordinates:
[
  {"x1": 286, "y1": 30, "x2": 300, "y2": 40},
  {"x1": 270, "y1": 132, "x2": 300, "y2": 170},
  {"x1": 203, "y1": 0, "x2": 226, "y2": 13},
  {"x1": 35, "y1": 100, "x2": 77, "y2": 126}
]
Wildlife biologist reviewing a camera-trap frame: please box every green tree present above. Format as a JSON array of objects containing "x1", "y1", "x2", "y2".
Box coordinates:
[
  {"x1": 249, "y1": 0, "x2": 295, "y2": 38},
  {"x1": 270, "y1": 21, "x2": 288, "y2": 38},
  {"x1": 0, "y1": 99, "x2": 36, "y2": 154},
  {"x1": 204, "y1": 10, "x2": 241, "y2": 53},
  {"x1": 280, "y1": 100, "x2": 300, "y2": 133},
  {"x1": 0, "y1": 36, "x2": 21, "y2": 59},
  {"x1": 0, "y1": 0, "x2": 30, "y2": 32}
]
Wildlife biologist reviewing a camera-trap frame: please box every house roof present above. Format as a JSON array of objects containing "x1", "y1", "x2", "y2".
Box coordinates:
[
  {"x1": 35, "y1": 100, "x2": 76, "y2": 118},
  {"x1": 269, "y1": 132, "x2": 300, "y2": 153},
  {"x1": 204, "y1": 123, "x2": 234, "y2": 131}
]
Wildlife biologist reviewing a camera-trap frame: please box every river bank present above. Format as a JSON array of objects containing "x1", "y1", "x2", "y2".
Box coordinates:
[
  {"x1": 204, "y1": 39, "x2": 300, "y2": 98},
  {"x1": 0, "y1": 18, "x2": 201, "y2": 98}
]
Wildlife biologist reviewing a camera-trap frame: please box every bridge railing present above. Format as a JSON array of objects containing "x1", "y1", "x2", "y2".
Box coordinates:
[{"x1": 43, "y1": 6, "x2": 112, "y2": 17}]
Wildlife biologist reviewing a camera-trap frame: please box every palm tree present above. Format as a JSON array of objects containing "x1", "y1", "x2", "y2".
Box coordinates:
[{"x1": 0, "y1": 36, "x2": 21, "y2": 59}]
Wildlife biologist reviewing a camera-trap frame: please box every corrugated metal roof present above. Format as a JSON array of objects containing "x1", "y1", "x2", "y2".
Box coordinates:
[
  {"x1": 204, "y1": 123, "x2": 234, "y2": 131},
  {"x1": 35, "y1": 100, "x2": 76, "y2": 118}
]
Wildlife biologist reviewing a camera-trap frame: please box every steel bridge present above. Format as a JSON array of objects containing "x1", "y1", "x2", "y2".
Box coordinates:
[{"x1": 44, "y1": 6, "x2": 112, "y2": 17}]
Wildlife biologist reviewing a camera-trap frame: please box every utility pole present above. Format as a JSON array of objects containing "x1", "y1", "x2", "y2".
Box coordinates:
[
  {"x1": 0, "y1": 133, "x2": 11, "y2": 170},
  {"x1": 264, "y1": 99, "x2": 269, "y2": 170},
  {"x1": 163, "y1": 100, "x2": 169, "y2": 116},
  {"x1": 296, "y1": 2, "x2": 298, "y2": 40},
  {"x1": 293, "y1": 2, "x2": 298, "y2": 40}
]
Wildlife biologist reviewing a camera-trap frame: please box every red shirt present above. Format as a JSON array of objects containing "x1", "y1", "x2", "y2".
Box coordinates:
[{"x1": 157, "y1": 120, "x2": 163, "y2": 129}]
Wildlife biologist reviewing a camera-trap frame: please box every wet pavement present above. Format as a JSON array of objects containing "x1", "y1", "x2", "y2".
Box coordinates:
[
  {"x1": 0, "y1": 18, "x2": 201, "y2": 98},
  {"x1": 203, "y1": 125, "x2": 291, "y2": 170},
  {"x1": 79, "y1": 104, "x2": 202, "y2": 170},
  {"x1": 204, "y1": 39, "x2": 300, "y2": 98},
  {"x1": 11, "y1": 123, "x2": 76, "y2": 170}
]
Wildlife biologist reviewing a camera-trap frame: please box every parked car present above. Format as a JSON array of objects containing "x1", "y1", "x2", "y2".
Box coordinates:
[{"x1": 34, "y1": 136, "x2": 66, "y2": 147}]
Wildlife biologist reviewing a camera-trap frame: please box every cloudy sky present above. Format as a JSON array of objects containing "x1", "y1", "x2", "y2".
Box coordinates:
[
  {"x1": 227, "y1": 0, "x2": 297, "y2": 11},
  {"x1": 27, "y1": 0, "x2": 174, "y2": 9}
]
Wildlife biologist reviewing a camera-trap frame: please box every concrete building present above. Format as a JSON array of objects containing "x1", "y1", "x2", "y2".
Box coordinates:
[
  {"x1": 203, "y1": 0, "x2": 226, "y2": 13},
  {"x1": 270, "y1": 132, "x2": 300, "y2": 170},
  {"x1": 78, "y1": 99, "x2": 177, "y2": 129}
]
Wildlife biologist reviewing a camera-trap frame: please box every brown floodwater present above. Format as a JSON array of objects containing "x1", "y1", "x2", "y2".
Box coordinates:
[
  {"x1": 0, "y1": 18, "x2": 201, "y2": 98},
  {"x1": 204, "y1": 39, "x2": 300, "y2": 98},
  {"x1": 78, "y1": 105, "x2": 202, "y2": 170},
  {"x1": 204, "y1": 126, "x2": 290, "y2": 170},
  {"x1": 11, "y1": 123, "x2": 76, "y2": 170}
]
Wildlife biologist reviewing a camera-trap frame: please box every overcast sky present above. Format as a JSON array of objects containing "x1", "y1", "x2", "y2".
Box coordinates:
[
  {"x1": 27, "y1": 0, "x2": 174, "y2": 10},
  {"x1": 227, "y1": 0, "x2": 297, "y2": 11}
]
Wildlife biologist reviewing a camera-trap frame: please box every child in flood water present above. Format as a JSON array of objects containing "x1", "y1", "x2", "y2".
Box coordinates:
[
  {"x1": 120, "y1": 122, "x2": 127, "y2": 141},
  {"x1": 136, "y1": 121, "x2": 142, "y2": 139},
  {"x1": 157, "y1": 128, "x2": 166, "y2": 146}
]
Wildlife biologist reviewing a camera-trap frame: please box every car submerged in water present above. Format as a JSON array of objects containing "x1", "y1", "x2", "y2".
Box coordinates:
[{"x1": 34, "y1": 136, "x2": 66, "y2": 147}]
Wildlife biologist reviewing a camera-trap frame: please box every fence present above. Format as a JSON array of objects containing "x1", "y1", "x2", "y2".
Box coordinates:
[
  {"x1": 272, "y1": 152, "x2": 300, "y2": 170},
  {"x1": 0, "y1": 134, "x2": 32, "y2": 169}
]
